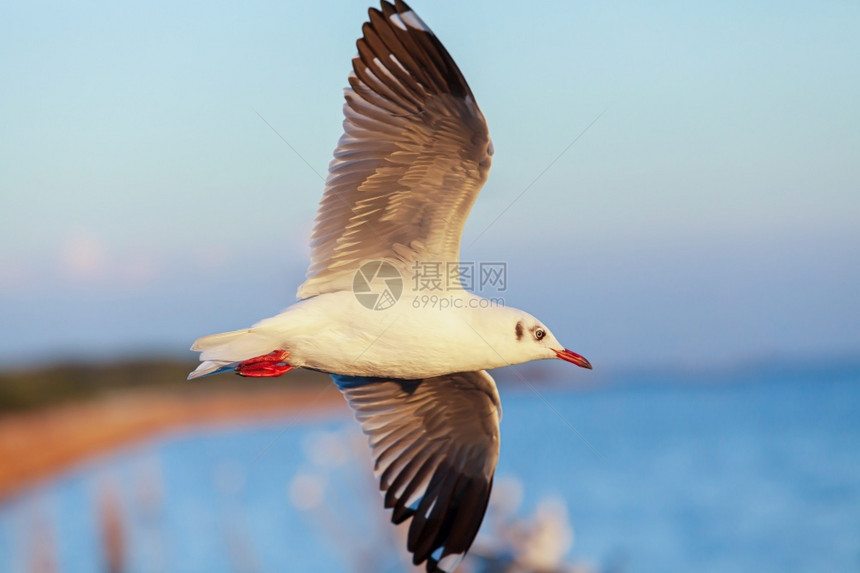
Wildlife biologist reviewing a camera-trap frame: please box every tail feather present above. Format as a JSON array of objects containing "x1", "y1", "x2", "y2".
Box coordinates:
[
  {"x1": 191, "y1": 329, "x2": 251, "y2": 352},
  {"x1": 187, "y1": 360, "x2": 240, "y2": 380},
  {"x1": 188, "y1": 327, "x2": 284, "y2": 380}
]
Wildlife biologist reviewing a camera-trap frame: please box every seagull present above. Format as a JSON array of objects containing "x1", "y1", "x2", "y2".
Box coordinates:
[{"x1": 189, "y1": 1, "x2": 591, "y2": 570}]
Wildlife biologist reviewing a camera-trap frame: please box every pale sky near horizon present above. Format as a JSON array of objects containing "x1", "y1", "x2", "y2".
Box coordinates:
[{"x1": 2, "y1": 0, "x2": 859, "y2": 371}]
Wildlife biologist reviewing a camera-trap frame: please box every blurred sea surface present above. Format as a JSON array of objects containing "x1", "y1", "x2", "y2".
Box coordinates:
[{"x1": 1, "y1": 366, "x2": 858, "y2": 572}]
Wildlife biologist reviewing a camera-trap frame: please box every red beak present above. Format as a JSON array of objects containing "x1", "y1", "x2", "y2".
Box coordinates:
[{"x1": 554, "y1": 348, "x2": 592, "y2": 369}]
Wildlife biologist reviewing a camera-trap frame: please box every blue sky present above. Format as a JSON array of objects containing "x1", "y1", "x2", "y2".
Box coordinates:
[{"x1": 2, "y1": 0, "x2": 859, "y2": 370}]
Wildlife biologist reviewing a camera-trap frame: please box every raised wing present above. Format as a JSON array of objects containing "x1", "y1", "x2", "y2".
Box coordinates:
[
  {"x1": 333, "y1": 370, "x2": 501, "y2": 572},
  {"x1": 298, "y1": 0, "x2": 493, "y2": 299}
]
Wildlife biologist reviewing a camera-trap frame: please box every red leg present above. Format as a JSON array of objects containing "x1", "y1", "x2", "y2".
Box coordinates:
[{"x1": 235, "y1": 350, "x2": 293, "y2": 378}]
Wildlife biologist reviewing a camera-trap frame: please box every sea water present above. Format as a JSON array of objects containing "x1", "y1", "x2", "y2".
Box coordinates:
[{"x1": 0, "y1": 367, "x2": 857, "y2": 572}]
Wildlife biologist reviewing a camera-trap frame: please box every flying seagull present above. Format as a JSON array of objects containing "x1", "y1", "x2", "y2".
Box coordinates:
[{"x1": 189, "y1": 1, "x2": 591, "y2": 570}]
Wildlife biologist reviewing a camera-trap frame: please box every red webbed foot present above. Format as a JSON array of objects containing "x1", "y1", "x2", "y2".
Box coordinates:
[{"x1": 235, "y1": 350, "x2": 292, "y2": 377}]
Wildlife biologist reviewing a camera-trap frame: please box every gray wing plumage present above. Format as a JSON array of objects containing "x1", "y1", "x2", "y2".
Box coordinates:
[
  {"x1": 334, "y1": 370, "x2": 501, "y2": 572},
  {"x1": 298, "y1": 0, "x2": 493, "y2": 299}
]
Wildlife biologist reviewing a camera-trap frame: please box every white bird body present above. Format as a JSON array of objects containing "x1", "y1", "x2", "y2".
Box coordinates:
[
  {"x1": 191, "y1": 290, "x2": 564, "y2": 379},
  {"x1": 188, "y1": 2, "x2": 592, "y2": 570}
]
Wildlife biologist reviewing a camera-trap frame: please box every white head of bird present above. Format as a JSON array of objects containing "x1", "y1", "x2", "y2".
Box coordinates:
[{"x1": 445, "y1": 301, "x2": 592, "y2": 372}]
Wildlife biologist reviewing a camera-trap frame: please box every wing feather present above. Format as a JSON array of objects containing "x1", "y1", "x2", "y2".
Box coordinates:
[
  {"x1": 298, "y1": 0, "x2": 493, "y2": 299},
  {"x1": 334, "y1": 370, "x2": 501, "y2": 572}
]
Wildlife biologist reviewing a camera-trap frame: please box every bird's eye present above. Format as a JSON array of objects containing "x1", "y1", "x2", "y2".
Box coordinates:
[{"x1": 534, "y1": 328, "x2": 546, "y2": 341}]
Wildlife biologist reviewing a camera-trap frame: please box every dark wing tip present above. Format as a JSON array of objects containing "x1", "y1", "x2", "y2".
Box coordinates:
[
  {"x1": 337, "y1": 373, "x2": 501, "y2": 573},
  {"x1": 393, "y1": 0, "x2": 414, "y2": 15},
  {"x1": 354, "y1": 0, "x2": 473, "y2": 102},
  {"x1": 406, "y1": 460, "x2": 495, "y2": 571},
  {"x1": 367, "y1": 5, "x2": 385, "y2": 24}
]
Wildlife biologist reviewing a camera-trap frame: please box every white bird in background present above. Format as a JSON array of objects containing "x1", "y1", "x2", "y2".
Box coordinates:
[{"x1": 189, "y1": 1, "x2": 591, "y2": 570}]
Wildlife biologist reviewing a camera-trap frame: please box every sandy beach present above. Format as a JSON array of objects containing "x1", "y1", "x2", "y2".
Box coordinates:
[{"x1": 0, "y1": 384, "x2": 347, "y2": 502}]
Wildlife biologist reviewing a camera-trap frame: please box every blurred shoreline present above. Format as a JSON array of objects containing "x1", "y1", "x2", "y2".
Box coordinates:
[
  {"x1": 1, "y1": 355, "x2": 857, "y2": 504},
  {"x1": 0, "y1": 363, "x2": 345, "y2": 502},
  {"x1": 0, "y1": 358, "x2": 857, "y2": 571}
]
